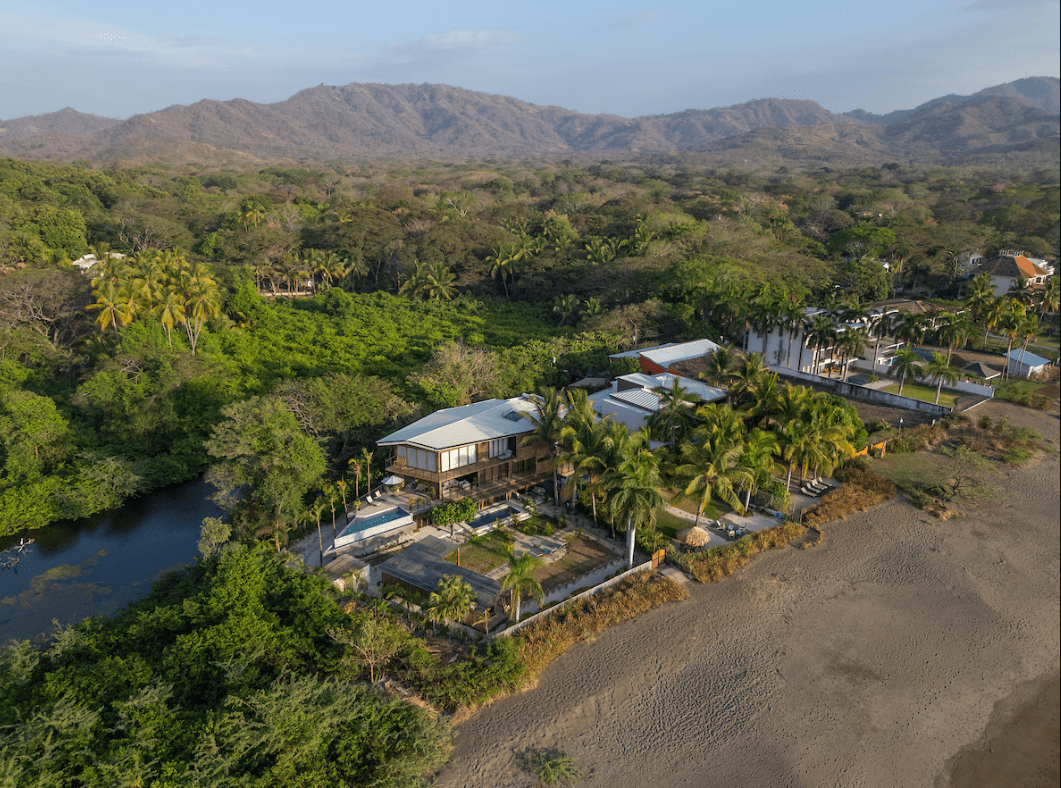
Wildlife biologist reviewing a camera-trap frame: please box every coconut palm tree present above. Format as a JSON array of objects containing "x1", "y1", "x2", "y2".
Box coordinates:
[
  {"x1": 838, "y1": 327, "x2": 867, "y2": 381},
  {"x1": 935, "y1": 312, "x2": 973, "y2": 365},
  {"x1": 87, "y1": 279, "x2": 136, "y2": 338},
  {"x1": 893, "y1": 311, "x2": 926, "y2": 351},
  {"x1": 964, "y1": 272, "x2": 995, "y2": 324},
  {"x1": 808, "y1": 312, "x2": 836, "y2": 376},
  {"x1": 500, "y1": 551, "x2": 544, "y2": 622},
  {"x1": 424, "y1": 262, "x2": 457, "y2": 303},
  {"x1": 520, "y1": 388, "x2": 566, "y2": 504},
  {"x1": 923, "y1": 352, "x2": 959, "y2": 405},
  {"x1": 607, "y1": 432, "x2": 664, "y2": 567},
  {"x1": 426, "y1": 574, "x2": 476, "y2": 630},
  {"x1": 741, "y1": 428, "x2": 783, "y2": 511},
  {"x1": 552, "y1": 294, "x2": 581, "y2": 327},
  {"x1": 648, "y1": 379, "x2": 698, "y2": 449},
  {"x1": 703, "y1": 346, "x2": 737, "y2": 390},
  {"x1": 675, "y1": 420, "x2": 751, "y2": 527},
  {"x1": 891, "y1": 347, "x2": 922, "y2": 397}
]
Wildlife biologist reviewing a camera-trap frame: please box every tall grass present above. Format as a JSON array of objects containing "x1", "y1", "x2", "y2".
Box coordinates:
[
  {"x1": 802, "y1": 468, "x2": 896, "y2": 528},
  {"x1": 515, "y1": 573, "x2": 687, "y2": 678},
  {"x1": 674, "y1": 522, "x2": 805, "y2": 583}
]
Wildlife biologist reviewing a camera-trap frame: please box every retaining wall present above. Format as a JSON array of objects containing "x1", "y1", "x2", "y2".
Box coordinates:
[{"x1": 772, "y1": 367, "x2": 948, "y2": 416}]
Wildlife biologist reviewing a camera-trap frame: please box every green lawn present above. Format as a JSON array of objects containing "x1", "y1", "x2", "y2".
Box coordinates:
[
  {"x1": 445, "y1": 529, "x2": 512, "y2": 574},
  {"x1": 995, "y1": 380, "x2": 1046, "y2": 402},
  {"x1": 883, "y1": 382, "x2": 958, "y2": 408}
]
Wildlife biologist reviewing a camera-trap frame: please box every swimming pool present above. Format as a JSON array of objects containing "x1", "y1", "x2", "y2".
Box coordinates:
[
  {"x1": 334, "y1": 506, "x2": 413, "y2": 549},
  {"x1": 340, "y1": 507, "x2": 408, "y2": 536},
  {"x1": 468, "y1": 503, "x2": 529, "y2": 533}
]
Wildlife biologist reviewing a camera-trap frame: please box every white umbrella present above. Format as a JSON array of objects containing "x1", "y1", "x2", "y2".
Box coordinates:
[{"x1": 381, "y1": 475, "x2": 403, "y2": 486}]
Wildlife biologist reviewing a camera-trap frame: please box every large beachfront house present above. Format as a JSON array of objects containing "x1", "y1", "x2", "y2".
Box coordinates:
[{"x1": 377, "y1": 394, "x2": 553, "y2": 505}]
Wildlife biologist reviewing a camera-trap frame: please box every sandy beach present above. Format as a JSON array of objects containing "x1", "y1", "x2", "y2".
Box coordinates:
[{"x1": 435, "y1": 400, "x2": 1060, "y2": 788}]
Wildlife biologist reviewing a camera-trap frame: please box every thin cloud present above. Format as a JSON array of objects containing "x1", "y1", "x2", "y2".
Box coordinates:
[{"x1": 387, "y1": 29, "x2": 516, "y2": 55}]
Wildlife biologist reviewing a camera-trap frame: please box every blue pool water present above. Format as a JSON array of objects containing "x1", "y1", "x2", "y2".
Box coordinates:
[
  {"x1": 469, "y1": 505, "x2": 521, "y2": 530},
  {"x1": 339, "y1": 507, "x2": 408, "y2": 538}
]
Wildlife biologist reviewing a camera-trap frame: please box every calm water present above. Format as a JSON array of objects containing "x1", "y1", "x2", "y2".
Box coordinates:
[{"x1": 0, "y1": 478, "x2": 219, "y2": 645}]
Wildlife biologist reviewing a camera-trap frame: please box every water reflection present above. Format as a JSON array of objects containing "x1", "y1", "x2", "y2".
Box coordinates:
[{"x1": 0, "y1": 478, "x2": 219, "y2": 644}]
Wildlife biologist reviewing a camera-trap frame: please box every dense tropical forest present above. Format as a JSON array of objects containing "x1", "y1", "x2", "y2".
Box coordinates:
[
  {"x1": 0, "y1": 156, "x2": 1057, "y2": 535},
  {"x1": 0, "y1": 153, "x2": 1057, "y2": 784}
]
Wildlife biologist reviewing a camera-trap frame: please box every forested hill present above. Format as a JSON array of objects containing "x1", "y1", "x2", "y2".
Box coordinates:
[{"x1": 0, "y1": 78, "x2": 1057, "y2": 167}]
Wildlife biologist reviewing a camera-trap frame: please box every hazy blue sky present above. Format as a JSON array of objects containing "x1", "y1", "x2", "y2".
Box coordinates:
[{"x1": 1, "y1": 0, "x2": 1057, "y2": 120}]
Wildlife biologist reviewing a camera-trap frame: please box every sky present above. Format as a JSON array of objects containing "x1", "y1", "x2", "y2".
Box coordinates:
[{"x1": 1, "y1": 0, "x2": 1058, "y2": 121}]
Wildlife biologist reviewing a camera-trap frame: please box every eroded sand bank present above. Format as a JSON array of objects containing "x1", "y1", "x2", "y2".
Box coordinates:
[{"x1": 436, "y1": 401, "x2": 1060, "y2": 788}]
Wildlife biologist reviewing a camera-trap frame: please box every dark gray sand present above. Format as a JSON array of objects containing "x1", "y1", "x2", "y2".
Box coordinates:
[{"x1": 436, "y1": 400, "x2": 1060, "y2": 788}]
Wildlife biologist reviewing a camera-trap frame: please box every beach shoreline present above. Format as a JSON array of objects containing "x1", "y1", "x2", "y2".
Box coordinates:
[{"x1": 435, "y1": 400, "x2": 1060, "y2": 788}]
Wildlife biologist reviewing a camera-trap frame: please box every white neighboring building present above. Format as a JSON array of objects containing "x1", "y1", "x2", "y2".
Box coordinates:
[
  {"x1": 608, "y1": 338, "x2": 722, "y2": 375},
  {"x1": 1004, "y1": 348, "x2": 1051, "y2": 378},
  {"x1": 976, "y1": 253, "x2": 1051, "y2": 297},
  {"x1": 587, "y1": 371, "x2": 726, "y2": 433}
]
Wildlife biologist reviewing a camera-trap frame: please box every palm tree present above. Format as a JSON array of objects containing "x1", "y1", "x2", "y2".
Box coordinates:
[
  {"x1": 964, "y1": 272, "x2": 995, "y2": 324},
  {"x1": 88, "y1": 279, "x2": 135, "y2": 338},
  {"x1": 500, "y1": 551, "x2": 544, "y2": 622},
  {"x1": 398, "y1": 260, "x2": 430, "y2": 300},
  {"x1": 648, "y1": 379, "x2": 698, "y2": 449},
  {"x1": 360, "y1": 448, "x2": 374, "y2": 494},
  {"x1": 552, "y1": 294, "x2": 581, "y2": 327},
  {"x1": 808, "y1": 312, "x2": 836, "y2": 376},
  {"x1": 703, "y1": 346, "x2": 737, "y2": 389},
  {"x1": 838, "y1": 327, "x2": 867, "y2": 381},
  {"x1": 607, "y1": 431, "x2": 664, "y2": 567},
  {"x1": 426, "y1": 575, "x2": 476, "y2": 630},
  {"x1": 310, "y1": 498, "x2": 328, "y2": 564},
  {"x1": 1040, "y1": 276, "x2": 1060, "y2": 318},
  {"x1": 675, "y1": 418, "x2": 751, "y2": 527},
  {"x1": 891, "y1": 347, "x2": 922, "y2": 397},
  {"x1": 923, "y1": 352, "x2": 959, "y2": 405},
  {"x1": 935, "y1": 312, "x2": 972, "y2": 365},
  {"x1": 424, "y1": 262, "x2": 457, "y2": 303},
  {"x1": 730, "y1": 352, "x2": 768, "y2": 406},
  {"x1": 893, "y1": 311, "x2": 926, "y2": 351},
  {"x1": 741, "y1": 428, "x2": 783, "y2": 511},
  {"x1": 521, "y1": 388, "x2": 566, "y2": 505}
]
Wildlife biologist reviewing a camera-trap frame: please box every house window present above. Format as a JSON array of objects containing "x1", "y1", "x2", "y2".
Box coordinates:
[
  {"x1": 403, "y1": 447, "x2": 437, "y2": 471},
  {"x1": 440, "y1": 444, "x2": 478, "y2": 472}
]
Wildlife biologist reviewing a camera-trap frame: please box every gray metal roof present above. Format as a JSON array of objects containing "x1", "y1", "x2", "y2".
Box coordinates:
[
  {"x1": 379, "y1": 536, "x2": 502, "y2": 611},
  {"x1": 640, "y1": 338, "x2": 721, "y2": 367},
  {"x1": 378, "y1": 396, "x2": 539, "y2": 450},
  {"x1": 1005, "y1": 348, "x2": 1051, "y2": 367}
]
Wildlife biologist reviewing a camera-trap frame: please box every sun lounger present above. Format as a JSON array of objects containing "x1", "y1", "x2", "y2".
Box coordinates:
[{"x1": 799, "y1": 485, "x2": 820, "y2": 497}]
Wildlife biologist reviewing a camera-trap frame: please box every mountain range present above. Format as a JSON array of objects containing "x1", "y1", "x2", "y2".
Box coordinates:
[{"x1": 0, "y1": 77, "x2": 1057, "y2": 168}]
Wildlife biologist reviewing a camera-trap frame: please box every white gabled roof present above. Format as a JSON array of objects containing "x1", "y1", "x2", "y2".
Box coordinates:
[
  {"x1": 378, "y1": 396, "x2": 540, "y2": 451},
  {"x1": 619, "y1": 372, "x2": 727, "y2": 404},
  {"x1": 640, "y1": 339, "x2": 721, "y2": 367}
]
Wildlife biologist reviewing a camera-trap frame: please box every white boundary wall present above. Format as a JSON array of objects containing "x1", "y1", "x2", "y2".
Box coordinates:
[{"x1": 497, "y1": 561, "x2": 654, "y2": 637}]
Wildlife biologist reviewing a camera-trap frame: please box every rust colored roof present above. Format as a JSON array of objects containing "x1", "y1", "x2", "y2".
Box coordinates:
[{"x1": 979, "y1": 255, "x2": 1049, "y2": 279}]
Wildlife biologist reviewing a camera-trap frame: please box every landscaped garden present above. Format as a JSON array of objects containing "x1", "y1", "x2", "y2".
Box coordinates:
[{"x1": 882, "y1": 381, "x2": 959, "y2": 408}]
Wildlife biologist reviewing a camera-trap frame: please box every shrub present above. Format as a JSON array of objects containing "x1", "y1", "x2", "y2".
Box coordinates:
[
  {"x1": 803, "y1": 468, "x2": 896, "y2": 527},
  {"x1": 525, "y1": 749, "x2": 584, "y2": 786},
  {"x1": 1003, "y1": 446, "x2": 1033, "y2": 464}
]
